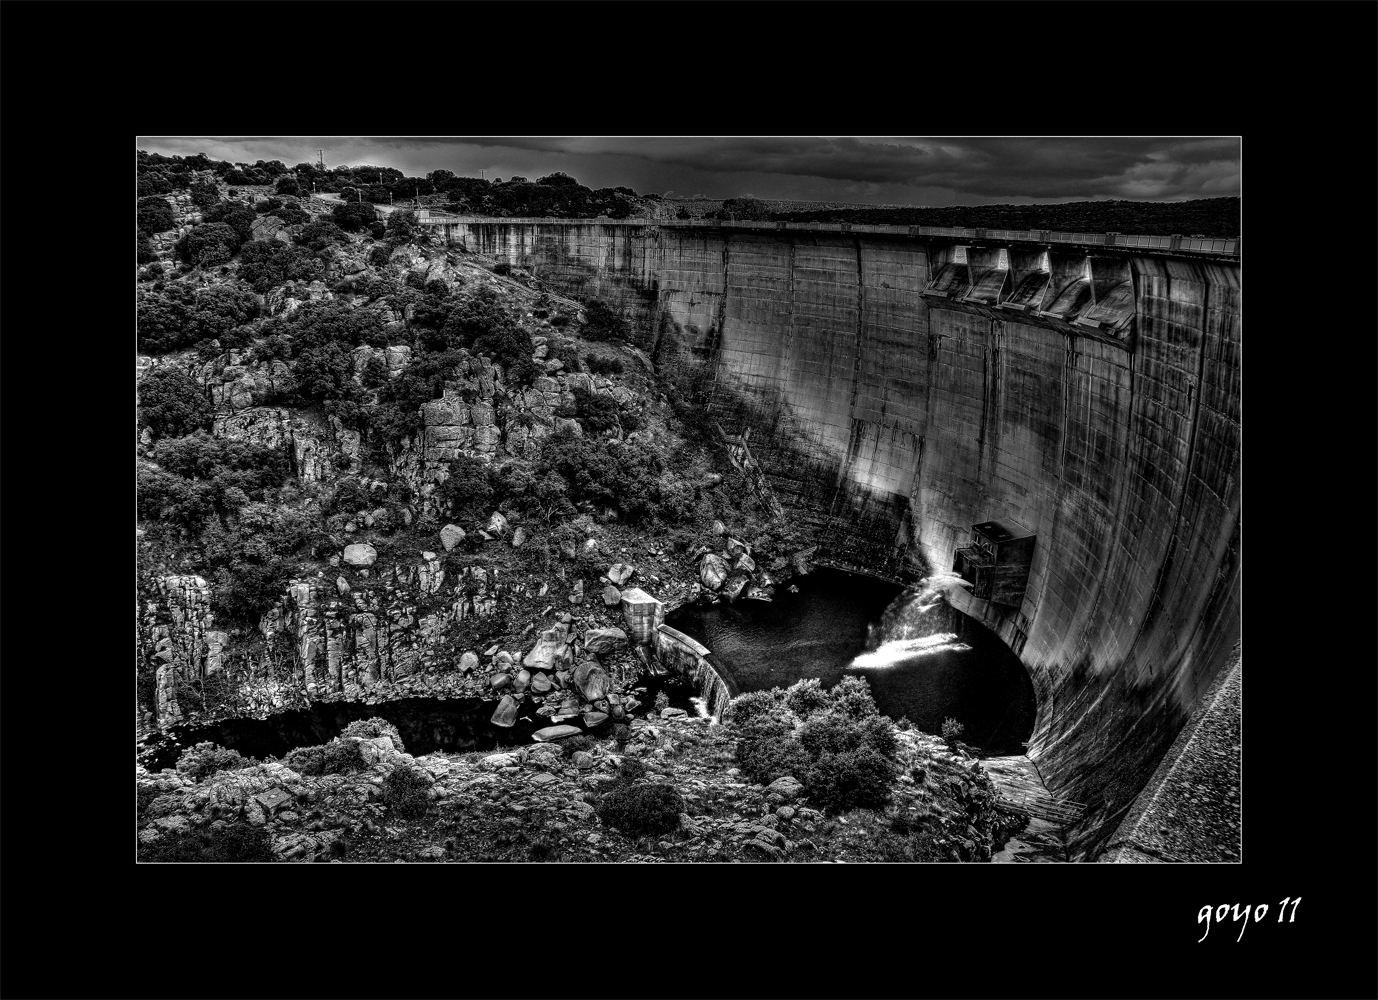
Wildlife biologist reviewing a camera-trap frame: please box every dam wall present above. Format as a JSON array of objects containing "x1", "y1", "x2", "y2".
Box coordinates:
[{"x1": 438, "y1": 220, "x2": 1241, "y2": 857}]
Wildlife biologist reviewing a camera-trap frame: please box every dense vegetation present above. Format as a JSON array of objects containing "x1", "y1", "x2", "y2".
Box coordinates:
[
  {"x1": 723, "y1": 676, "x2": 900, "y2": 814},
  {"x1": 764, "y1": 196, "x2": 1241, "y2": 238}
]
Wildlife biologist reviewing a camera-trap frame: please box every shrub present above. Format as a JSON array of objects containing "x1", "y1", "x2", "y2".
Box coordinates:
[
  {"x1": 284, "y1": 744, "x2": 326, "y2": 776},
  {"x1": 145, "y1": 262, "x2": 165, "y2": 279},
  {"x1": 432, "y1": 454, "x2": 495, "y2": 518},
  {"x1": 784, "y1": 677, "x2": 831, "y2": 718},
  {"x1": 492, "y1": 261, "x2": 512, "y2": 276},
  {"x1": 584, "y1": 354, "x2": 623, "y2": 375},
  {"x1": 806, "y1": 746, "x2": 895, "y2": 814},
  {"x1": 383, "y1": 764, "x2": 432, "y2": 818},
  {"x1": 138, "y1": 822, "x2": 274, "y2": 863},
  {"x1": 138, "y1": 367, "x2": 213, "y2": 439},
  {"x1": 580, "y1": 299, "x2": 629, "y2": 342},
  {"x1": 321, "y1": 738, "x2": 367, "y2": 774},
  {"x1": 676, "y1": 206, "x2": 691, "y2": 220},
  {"x1": 942, "y1": 717, "x2": 965, "y2": 751},
  {"x1": 385, "y1": 210, "x2": 417, "y2": 244},
  {"x1": 828, "y1": 675, "x2": 879, "y2": 720},
  {"x1": 339, "y1": 717, "x2": 406, "y2": 753},
  {"x1": 735, "y1": 721, "x2": 812, "y2": 787},
  {"x1": 138, "y1": 196, "x2": 177, "y2": 235},
  {"x1": 654, "y1": 690, "x2": 669, "y2": 713},
  {"x1": 561, "y1": 735, "x2": 594, "y2": 758},
  {"x1": 174, "y1": 742, "x2": 251, "y2": 782},
  {"x1": 275, "y1": 176, "x2": 301, "y2": 196},
  {"x1": 798, "y1": 712, "x2": 897, "y2": 762},
  {"x1": 297, "y1": 220, "x2": 345, "y2": 252},
  {"x1": 595, "y1": 782, "x2": 683, "y2": 837},
  {"x1": 721, "y1": 688, "x2": 787, "y2": 728},
  {"x1": 190, "y1": 180, "x2": 220, "y2": 208},
  {"x1": 571, "y1": 386, "x2": 621, "y2": 435},
  {"x1": 256, "y1": 197, "x2": 283, "y2": 215},
  {"x1": 616, "y1": 757, "x2": 647, "y2": 783},
  {"x1": 276, "y1": 201, "x2": 310, "y2": 226},
  {"x1": 331, "y1": 201, "x2": 379, "y2": 232},
  {"x1": 613, "y1": 723, "x2": 632, "y2": 749},
  {"x1": 368, "y1": 245, "x2": 393, "y2": 267}
]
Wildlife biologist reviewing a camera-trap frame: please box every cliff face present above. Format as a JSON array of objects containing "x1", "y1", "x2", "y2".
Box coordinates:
[{"x1": 440, "y1": 222, "x2": 1241, "y2": 854}]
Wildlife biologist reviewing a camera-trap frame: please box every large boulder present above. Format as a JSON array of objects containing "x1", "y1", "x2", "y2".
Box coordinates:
[
  {"x1": 699, "y1": 553, "x2": 729, "y2": 590},
  {"x1": 486, "y1": 512, "x2": 510, "y2": 537},
  {"x1": 523, "y1": 627, "x2": 572, "y2": 673},
  {"x1": 733, "y1": 552, "x2": 756, "y2": 574},
  {"x1": 721, "y1": 573, "x2": 751, "y2": 602},
  {"x1": 440, "y1": 524, "x2": 466, "y2": 551},
  {"x1": 572, "y1": 661, "x2": 612, "y2": 702},
  {"x1": 607, "y1": 563, "x2": 635, "y2": 587},
  {"x1": 583, "y1": 627, "x2": 629, "y2": 657},
  {"x1": 512, "y1": 527, "x2": 528, "y2": 548},
  {"x1": 602, "y1": 585, "x2": 622, "y2": 606},
  {"x1": 342, "y1": 543, "x2": 378, "y2": 567},
  {"x1": 765, "y1": 776, "x2": 804, "y2": 800},
  {"x1": 532, "y1": 724, "x2": 582, "y2": 743},
  {"x1": 491, "y1": 695, "x2": 519, "y2": 728}
]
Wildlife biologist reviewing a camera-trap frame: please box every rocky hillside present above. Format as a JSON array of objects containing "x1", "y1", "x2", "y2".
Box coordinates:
[{"x1": 136, "y1": 170, "x2": 1023, "y2": 862}]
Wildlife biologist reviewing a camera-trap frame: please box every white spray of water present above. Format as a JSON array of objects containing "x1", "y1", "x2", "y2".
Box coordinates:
[
  {"x1": 848, "y1": 574, "x2": 974, "y2": 668},
  {"x1": 851, "y1": 632, "x2": 970, "y2": 668}
]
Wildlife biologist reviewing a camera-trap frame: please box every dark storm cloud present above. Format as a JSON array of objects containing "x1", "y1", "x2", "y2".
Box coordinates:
[{"x1": 137, "y1": 137, "x2": 1239, "y2": 204}]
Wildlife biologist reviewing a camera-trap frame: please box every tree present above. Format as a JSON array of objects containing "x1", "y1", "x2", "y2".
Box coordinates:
[
  {"x1": 331, "y1": 201, "x2": 378, "y2": 232},
  {"x1": 275, "y1": 176, "x2": 301, "y2": 196},
  {"x1": 175, "y1": 222, "x2": 241, "y2": 268},
  {"x1": 385, "y1": 209, "x2": 417, "y2": 245},
  {"x1": 137, "y1": 197, "x2": 177, "y2": 235},
  {"x1": 190, "y1": 180, "x2": 220, "y2": 208},
  {"x1": 138, "y1": 367, "x2": 213, "y2": 439}
]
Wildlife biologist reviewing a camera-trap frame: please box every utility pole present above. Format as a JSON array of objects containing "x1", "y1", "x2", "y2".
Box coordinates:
[{"x1": 317, "y1": 149, "x2": 325, "y2": 171}]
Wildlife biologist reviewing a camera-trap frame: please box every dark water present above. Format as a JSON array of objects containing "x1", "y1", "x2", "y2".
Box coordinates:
[
  {"x1": 665, "y1": 568, "x2": 1036, "y2": 755},
  {"x1": 137, "y1": 676, "x2": 700, "y2": 772}
]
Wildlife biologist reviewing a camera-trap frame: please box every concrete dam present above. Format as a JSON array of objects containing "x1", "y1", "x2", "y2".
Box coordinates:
[{"x1": 424, "y1": 215, "x2": 1241, "y2": 856}]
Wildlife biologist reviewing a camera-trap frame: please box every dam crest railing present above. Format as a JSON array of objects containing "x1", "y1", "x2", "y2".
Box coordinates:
[{"x1": 415, "y1": 212, "x2": 1240, "y2": 258}]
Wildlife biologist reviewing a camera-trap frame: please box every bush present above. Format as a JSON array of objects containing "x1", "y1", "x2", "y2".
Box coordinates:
[
  {"x1": 383, "y1": 764, "x2": 432, "y2": 818},
  {"x1": 616, "y1": 757, "x2": 647, "y2": 783},
  {"x1": 238, "y1": 240, "x2": 322, "y2": 293},
  {"x1": 721, "y1": 688, "x2": 786, "y2": 728},
  {"x1": 580, "y1": 299, "x2": 629, "y2": 342},
  {"x1": 595, "y1": 782, "x2": 683, "y2": 837},
  {"x1": 339, "y1": 717, "x2": 406, "y2": 753},
  {"x1": 432, "y1": 454, "x2": 495, "y2": 518},
  {"x1": 942, "y1": 717, "x2": 965, "y2": 750},
  {"x1": 735, "y1": 721, "x2": 812, "y2": 787},
  {"x1": 653, "y1": 690, "x2": 669, "y2": 713},
  {"x1": 275, "y1": 176, "x2": 301, "y2": 196},
  {"x1": 829, "y1": 675, "x2": 880, "y2": 720},
  {"x1": 276, "y1": 201, "x2": 310, "y2": 226},
  {"x1": 138, "y1": 196, "x2": 177, "y2": 235},
  {"x1": 612, "y1": 723, "x2": 632, "y2": 749},
  {"x1": 368, "y1": 245, "x2": 393, "y2": 267},
  {"x1": 806, "y1": 746, "x2": 895, "y2": 814},
  {"x1": 784, "y1": 677, "x2": 831, "y2": 718},
  {"x1": 332, "y1": 201, "x2": 379, "y2": 232},
  {"x1": 174, "y1": 742, "x2": 251, "y2": 782},
  {"x1": 321, "y1": 738, "x2": 367, "y2": 774},
  {"x1": 138, "y1": 821, "x2": 274, "y2": 863},
  {"x1": 138, "y1": 367, "x2": 213, "y2": 438},
  {"x1": 492, "y1": 261, "x2": 512, "y2": 276},
  {"x1": 585, "y1": 354, "x2": 623, "y2": 375},
  {"x1": 571, "y1": 385, "x2": 621, "y2": 435},
  {"x1": 798, "y1": 712, "x2": 897, "y2": 762}
]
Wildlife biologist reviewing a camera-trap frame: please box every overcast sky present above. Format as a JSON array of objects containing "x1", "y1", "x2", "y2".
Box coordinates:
[{"x1": 137, "y1": 136, "x2": 1240, "y2": 206}]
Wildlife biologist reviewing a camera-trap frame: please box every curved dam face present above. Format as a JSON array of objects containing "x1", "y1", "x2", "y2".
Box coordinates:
[{"x1": 443, "y1": 220, "x2": 1241, "y2": 856}]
